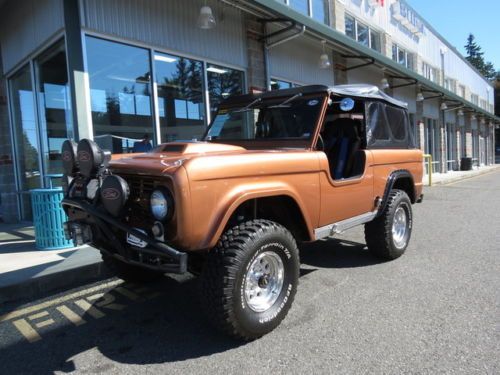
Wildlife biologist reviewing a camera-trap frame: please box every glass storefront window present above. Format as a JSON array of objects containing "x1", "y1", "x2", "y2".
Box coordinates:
[
  {"x1": 345, "y1": 15, "x2": 355, "y2": 39},
  {"x1": 289, "y1": 0, "x2": 309, "y2": 16},
  {"x1": 370, "y1": 30, "x2": 380, "y2": 52},
  {"x1": 311, "y1": 0, "x2": 329, "y2": 25},
  {"x1": 207, "y1": 63, "x2": 244, "y2": 119},
  {"x1": 86, "y1": 36, "x2": 154, "y2": 153},
  {"x1": 9, "y1": 65, "x2": 40, "y2": 219},
  {"x1": 357, "y1": 22, "x2": 369, "y2": 47},
  {"x1": 154, "y1": 52, "x2": 205, "y2": 142},
  {"x1": 34, "y1": 41, "x2": 72, "y2": 176}
]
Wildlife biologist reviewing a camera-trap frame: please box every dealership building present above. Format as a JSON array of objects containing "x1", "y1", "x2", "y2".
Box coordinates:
[{"x1": 0, "y1": 0, "x2": 498, "y2": 222}]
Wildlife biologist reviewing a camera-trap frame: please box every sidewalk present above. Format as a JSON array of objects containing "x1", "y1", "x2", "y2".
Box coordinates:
[
  {"x1": 423, "y1": 164, "x2": 500, "y2": 186},
  {"x1": 0, "y1": 223, "x2": 106, "y2": 303}
]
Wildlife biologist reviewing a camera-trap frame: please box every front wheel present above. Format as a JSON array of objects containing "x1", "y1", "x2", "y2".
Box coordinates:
[
  {"x1": 364, "y1": 189, "x2": 413, "y2": 260},
  {"x1": 200, "y1": 220, "x2": 300, "y2": 340}
]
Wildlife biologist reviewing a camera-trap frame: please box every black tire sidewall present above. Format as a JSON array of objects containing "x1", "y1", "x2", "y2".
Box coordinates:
[{"x1": 232, "y1": 231, "x2": 299, "y2": 336}]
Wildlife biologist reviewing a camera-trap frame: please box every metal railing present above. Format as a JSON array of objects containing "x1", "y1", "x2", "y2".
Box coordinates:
[{"x1": 423, "y1": 154, "x2": 432, "y2": 186}]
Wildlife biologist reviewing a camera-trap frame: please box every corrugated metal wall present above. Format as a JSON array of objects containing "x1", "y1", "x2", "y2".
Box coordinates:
[
  {"x1": 81, "y1": 0, "x2": 246, "y2": 69},
  {"x1": 0, "y1": 0, "x2": 64, "y2": 73},
  {"x1": 268, "y1": 35, "x2": 335, "y2": 86}
]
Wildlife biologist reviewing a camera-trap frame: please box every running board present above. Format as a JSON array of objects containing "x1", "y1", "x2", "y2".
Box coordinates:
[{"x1": 314, "y1": 211, "x2": 377, "y2": 240}]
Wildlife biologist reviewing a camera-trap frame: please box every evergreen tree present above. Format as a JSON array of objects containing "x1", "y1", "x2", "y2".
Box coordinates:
[{"x1": 464, "y1": 33, "x2": 496, "y2": 80}]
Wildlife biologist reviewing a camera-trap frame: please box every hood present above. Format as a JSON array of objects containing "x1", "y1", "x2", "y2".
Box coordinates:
[{"x1": 109, "y1": 142, "x2": 247, "y2": 176}]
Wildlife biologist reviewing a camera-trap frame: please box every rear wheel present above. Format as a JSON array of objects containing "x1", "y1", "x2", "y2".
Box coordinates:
[
  {"x1": 200, "y1": 220, "x2": 300, "y2": 340},
  {"x1": 101, "y1": 253, "x2": 164, "y2": 282},
  {"x1": 364, "y1": 189, "x2": 413, "y2": 260}
]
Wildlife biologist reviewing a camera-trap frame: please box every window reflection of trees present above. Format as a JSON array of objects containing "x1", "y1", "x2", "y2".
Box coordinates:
[{"x1": 207, "y1": 66, "x2": 244, "y2": 119}]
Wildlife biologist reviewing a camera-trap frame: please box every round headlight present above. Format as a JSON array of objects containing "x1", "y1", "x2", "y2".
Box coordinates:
[
  {"x1": 61, "y1": 140, "x2": 78, "y2": 176},
  {"x1": 150, "y1": 189, "x2": 173, "y2": 221}
]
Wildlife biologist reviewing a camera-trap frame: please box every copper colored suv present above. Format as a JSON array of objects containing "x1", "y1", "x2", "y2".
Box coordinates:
[{"x1": 61, "y1": 84, "x2": 423, "y2": 340}]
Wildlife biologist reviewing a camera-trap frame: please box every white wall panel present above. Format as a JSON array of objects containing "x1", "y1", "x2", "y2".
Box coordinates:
[
  {"x1": 0, "y1": 0, "x2": 64, "y2": 73},
  {"x1": 81, "y1": 0, "x2": 246, "y2": 69},
  {"x1": 392, "y1": 85, "x2": 415, "y2": 113},
  {"x1": 268, "y1": 35, "x2": 335, "y2": 85}
]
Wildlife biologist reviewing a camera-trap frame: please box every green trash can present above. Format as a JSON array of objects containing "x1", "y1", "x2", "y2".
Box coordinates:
[{"x1": 30, "y1": 175, "x2": 73, "y2": 250}]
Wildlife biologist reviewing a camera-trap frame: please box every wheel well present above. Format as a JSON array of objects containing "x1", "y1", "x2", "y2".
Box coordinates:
[
  {"x1": 226, "y1": 196, "x2": 311, "y2": 242},
  {"x1": 393, "y1": 176, "x2": 415, "y2": 203}
]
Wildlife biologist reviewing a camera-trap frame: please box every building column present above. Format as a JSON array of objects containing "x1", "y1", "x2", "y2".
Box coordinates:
[
  {"x1": 64, "y1": 0, "x2": 92, "y2": 140},
  {"x1": 332, "y1": 0, "x2": 346, "y2": 32},
  {"x1": 333, "y1": 52, "x2": 348, "y2": 84},
  {"x1": 464, "y1": 114, "x2": 473, "y2": 158},
  {"x1": 0, "y1": 57, "x2": 19, "y2": 222},
  {"x1": 415, "y1": 95, "x2": 425, "y2": 150},
  {"x1": 439, "y1": 101, "x2": 447, "y2": 173},
  {"x1": 245, "y1": 14, "x2": 267, "y2": 92}
]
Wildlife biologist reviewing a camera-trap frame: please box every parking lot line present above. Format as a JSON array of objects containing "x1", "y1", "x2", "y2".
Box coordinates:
[
  {"x1": 0, "y1": 279, "x2": 123, "y2": 322},
  {"x1": 74, "y1": 299, "x2": 106, "y2": 319},
  {"x1": 13, "y1": 319, "x2": 41, "y2": 343}
]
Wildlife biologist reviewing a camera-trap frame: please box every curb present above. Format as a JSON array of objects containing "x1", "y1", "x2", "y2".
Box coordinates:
[
  {"x1": 425, "y1": 166, "x2": 500, "y2": 186},
  {"x1": 0, "y1": 260, "x2": 110, "y2": 304}
]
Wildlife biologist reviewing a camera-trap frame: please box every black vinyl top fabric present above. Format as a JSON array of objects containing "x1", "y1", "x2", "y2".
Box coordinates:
[{"x1": 365, "y1": 101, "x2": 416, "y2": 149}]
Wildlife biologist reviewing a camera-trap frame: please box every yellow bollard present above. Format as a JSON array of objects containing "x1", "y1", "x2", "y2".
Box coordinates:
[{"x1": 423, "y1": 154, "x2": 432, "y2": 186}]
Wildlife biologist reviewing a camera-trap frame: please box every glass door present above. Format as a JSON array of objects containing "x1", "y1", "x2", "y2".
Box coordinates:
[
  {"x1": 9, "y1": 65, "x2": 41, "y2": 220},
  {"x1": 34, "y1": 41, "x2": 72, "y2": 182}
]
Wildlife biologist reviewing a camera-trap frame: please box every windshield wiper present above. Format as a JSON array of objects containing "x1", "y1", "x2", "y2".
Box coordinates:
[
  {"x1": 233, "y1": 98, "x2": 262, "y2": 113},
  {"x1": 268, "y1": 93, "x2": 303, "y2": 108}
]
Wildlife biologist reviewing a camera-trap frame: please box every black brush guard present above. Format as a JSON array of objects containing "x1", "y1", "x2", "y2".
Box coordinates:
[{"x1": 62, "y1": 198, "x2": 188, "y2": 274}]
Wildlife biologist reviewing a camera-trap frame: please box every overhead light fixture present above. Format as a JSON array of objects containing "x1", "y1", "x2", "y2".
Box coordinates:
[
  {"x1": 197, "y1": 1, "x2": 216, "y2": 30},
  {"x1": 206, "y1": 66, "x2": 228, "y2": 74},
  {"x1": 457, "y1": 109, "x2": 464, "y2": 116},
  {"x1": 440, "y1": 102, "x2": 448, "y2": 110},
  {"x1": 416, "y1": 92, "x2": 424, "y2": 101},
  {"x1": 480, "y1": 118, "x2": 486, "y2": 124},
  {"x1": 471, "y1": 114, "x2": 476, "y2": 120},
  {"x1": 319, "y1": 40, "x2": 331, "y2": 69},
  {"x1": 380, "y1": 78, "x2": 390, "y2": 90}
]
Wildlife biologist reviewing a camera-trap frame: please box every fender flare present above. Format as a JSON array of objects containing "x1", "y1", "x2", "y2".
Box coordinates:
[
  {"x1": 377, "y1": 169, "x2": 415, "y2": 217},
  {"x1": 202, "y1": 189, "x2": 315, "y2": 249}
]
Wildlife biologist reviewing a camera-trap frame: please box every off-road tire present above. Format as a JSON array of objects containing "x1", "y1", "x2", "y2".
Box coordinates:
[
  {"x1": 200, "y1": 220, "x2": 300, "y2": 340},
  {"x1": 364, "y1": 189, "x2": 413, "y2": 260},
  {"x1": 101, "y1": 253, "x2": 164, "y2": 282}
]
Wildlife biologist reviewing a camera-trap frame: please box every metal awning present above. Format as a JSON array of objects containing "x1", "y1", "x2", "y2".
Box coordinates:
[{"x1": 246, "y1": 0, "x2": 499, "y2": 124}]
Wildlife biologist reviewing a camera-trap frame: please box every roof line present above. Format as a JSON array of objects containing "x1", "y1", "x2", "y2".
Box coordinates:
[{"x1": 248, "y1": 0, "x2": 499, "y2": 123}]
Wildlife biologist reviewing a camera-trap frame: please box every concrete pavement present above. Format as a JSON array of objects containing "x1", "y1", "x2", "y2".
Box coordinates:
[{"x1": 0, "y1": 224, "x2": 105, "y2": 303}]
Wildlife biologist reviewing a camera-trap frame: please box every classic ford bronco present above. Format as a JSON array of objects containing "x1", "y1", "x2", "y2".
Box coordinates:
[{"x1": 61, "y1": 84, "x2": 423, "y2": 340}]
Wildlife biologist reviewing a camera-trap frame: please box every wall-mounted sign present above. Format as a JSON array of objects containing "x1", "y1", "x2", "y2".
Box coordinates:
[{"x1": 391, "y1": 1, "x2": 424, "y2": 37}]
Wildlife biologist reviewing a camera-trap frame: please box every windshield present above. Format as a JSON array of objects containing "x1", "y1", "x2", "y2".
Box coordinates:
[{"x1": 204, "y1": 96, "x2": 325, "y2": 141}]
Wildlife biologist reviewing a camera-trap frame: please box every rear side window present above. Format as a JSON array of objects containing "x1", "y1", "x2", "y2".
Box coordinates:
[{"x1": 366, "y1": 101, "x2": 414, "y2": 149}]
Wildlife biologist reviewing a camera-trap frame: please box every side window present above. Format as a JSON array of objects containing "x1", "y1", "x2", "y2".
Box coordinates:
[
  {"x1": 385, "y1": 105, "x2": 407, "y2": 141},
  {"x1": 366, "y1": 102, "x2": 390, "y2": 147},
  {"x1": 366, "y1": 102, "x2": 412, "y2": 149}
]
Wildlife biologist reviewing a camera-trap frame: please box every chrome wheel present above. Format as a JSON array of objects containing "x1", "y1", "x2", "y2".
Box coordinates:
[
  {"x1": 392, "y1": 206, "x2": 408, "y2": 249},
  {"x1": 244, "y1": 251, "x2": 284, "y2": 312}
]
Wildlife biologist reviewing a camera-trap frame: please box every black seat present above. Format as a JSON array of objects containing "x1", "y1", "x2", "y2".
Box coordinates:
[{"x1": 323, "y1": 118, "x2": 362, "y2": 179}]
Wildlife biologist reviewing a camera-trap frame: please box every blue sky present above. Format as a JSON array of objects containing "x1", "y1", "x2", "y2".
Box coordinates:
[{"x1": 407, "y1": 0, "x2": 500, "y2": 70}]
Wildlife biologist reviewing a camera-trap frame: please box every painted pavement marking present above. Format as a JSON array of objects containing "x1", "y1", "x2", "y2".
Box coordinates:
[
  {"x1": 1, "y1": 282, "x2": 165, "y2": 343},
  {"x1": 0, "y1": 279, "x2": 123, "y2": 322},
  {"x1": 56, "y1": 305, "x2": 86, "y2": 326}
]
